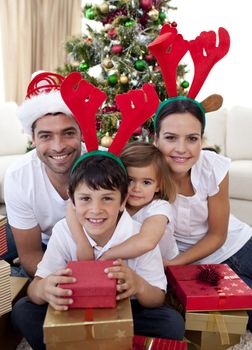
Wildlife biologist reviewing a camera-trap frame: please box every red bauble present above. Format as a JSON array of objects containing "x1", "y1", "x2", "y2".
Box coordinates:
[
  {"x1": 133, "y1": 126, "x2": 142, "y2": 136},
  {"x1": 112, "y1": 44, "x2": 123, "y2": 54},
  {"x1": 171, "y1": 21, "x2": 177, "y2": 27},
  {"x1": 108, "y1": 28, "x2": 117, "y2": 39},
  {"x1": 153, "y1": 65, "x2": 161, "y2": 72},
  {"x1": 140, "y1": 0, "x2": 153, "y2": 10},
  {"x1": 145, "y1": 53, "x2": 154, "y2": 62}
]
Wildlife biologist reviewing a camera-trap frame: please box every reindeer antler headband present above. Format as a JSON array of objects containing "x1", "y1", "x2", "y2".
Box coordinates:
[
  {"x1": 147, "y1": 24, "x2": 230, "y2": 130},
  {"x1": 60, "y1": 72, "x2": 160, "y2": 172}
]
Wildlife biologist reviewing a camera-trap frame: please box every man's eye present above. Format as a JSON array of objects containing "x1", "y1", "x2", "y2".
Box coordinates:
[{"x1": 39, "y1": 134, "x2": 50, "y2": 140}]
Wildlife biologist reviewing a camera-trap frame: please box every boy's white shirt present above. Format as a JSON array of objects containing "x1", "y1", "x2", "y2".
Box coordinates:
[{"x1": 36, "y1": 210, "x2": 167, "y2": 291}]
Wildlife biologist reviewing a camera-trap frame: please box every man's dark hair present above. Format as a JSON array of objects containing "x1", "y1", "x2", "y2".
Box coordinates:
[{"x1": 68, "y1": 155, "x2": 129, "y2": 204}]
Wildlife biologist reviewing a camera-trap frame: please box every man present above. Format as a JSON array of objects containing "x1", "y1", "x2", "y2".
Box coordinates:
[{"x1": 4, "y1": 72, "x2": 83, "y2": 276}]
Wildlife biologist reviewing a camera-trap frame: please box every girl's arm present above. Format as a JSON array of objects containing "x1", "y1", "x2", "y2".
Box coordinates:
[
  {"x1": 166, "y1": 174, "x2": 230, "y2": 266},
  {"x1": 101, "y1": 215, "x2": 168, "y2": 260},
  {"x1": 66, "y1": 202, "x2": 94, "y2": 260}
]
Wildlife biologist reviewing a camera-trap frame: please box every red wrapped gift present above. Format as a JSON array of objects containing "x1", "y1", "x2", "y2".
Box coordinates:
[
  {"x1": 133, "y1": 335, "x2": 188, "y2": 350},
  {"x1": 59, "y1": 260, "x2": 116, "y2": 309},
  {"x1": 166, "y1": 264, "x2": 252, "y2": 312},
  {"x1": 0, "y1": 216, "x2": 7, "y2": 257}
]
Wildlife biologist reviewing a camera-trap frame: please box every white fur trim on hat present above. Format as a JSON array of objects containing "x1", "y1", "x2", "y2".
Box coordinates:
[{"x1": 17, "y1": 90, "x2": 73, "y2": 135}]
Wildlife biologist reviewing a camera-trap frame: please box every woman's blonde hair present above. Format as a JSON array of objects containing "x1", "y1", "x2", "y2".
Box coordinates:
[{"x1": 120, "y1": 141, "x2": 176, "y2": 203}]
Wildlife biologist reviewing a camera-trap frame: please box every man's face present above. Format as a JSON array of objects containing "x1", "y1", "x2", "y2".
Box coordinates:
[{"x1": 32, "y1": 113, "x2": 82, "y2": 176}]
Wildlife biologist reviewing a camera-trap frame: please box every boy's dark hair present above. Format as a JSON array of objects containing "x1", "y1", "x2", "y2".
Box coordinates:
[{"x1": 68, "y1": 155, "x2": 129, "y2": 204}]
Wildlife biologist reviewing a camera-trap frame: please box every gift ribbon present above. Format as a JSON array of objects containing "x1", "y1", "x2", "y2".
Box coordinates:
[
  {"x1": 84, "y1": 309, "x2": 95, "y2": 340},
  {"x1": 206, "y1": 311, "x2": 230, "y2": 345},
  {"x1": 214, "y1": 287, "x2": 227, "y2": 308}
]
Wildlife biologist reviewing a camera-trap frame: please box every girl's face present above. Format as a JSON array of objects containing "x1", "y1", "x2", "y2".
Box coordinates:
[
  {"x1": 73, "y1": 182, "x2": 126, "y2": 246},
  {"x1": 155, "y1": 112, "x2": 202, "y2": 177},
  {"x1": 126, "y1": 164, "x2": 160, "y2": 212}
]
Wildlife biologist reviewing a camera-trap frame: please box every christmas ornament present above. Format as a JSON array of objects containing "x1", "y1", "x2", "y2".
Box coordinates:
[
  {"x1": 102, "y1": 57, "x2": 114, "y2": 69},
  {"x1": 145, "y1": 53, "x2": 154, "y2": 62},
  {"x1": 134, "y1": 59, "x2": 147, "y2": 71},
  {"x1": 181, "y1": 80, "x2": 190, "y2": 89},
  {"x1": 159, "y1": 11, "x2": 166, "y2": 20},
  {"x1": 148, "y1": 8, "x2": 159, "y2": 21},
  {"x1": 140, "y1": 0, "x2": 153, "y2": 11},
  {"x1": 119, "y1": 75, "x2": 129, "y2": 84},
  {"x1": 108, "y1": 74, "x2": 118, "y2": 86},
  {"x1": 133, "y1": 126, "x2": 142, "y2": 136},
  {"x1": 79, "y1": 62, "x2": 89, "y2": 71},
  {"x1": 100, "y1": 2, "x2": 109, "y2": 14},
  {"x1": 85, "y1": 8, "x2": 95, "y2": 20},
  {"x1": 112, "y1": 44, "x2": 123, "y2": 55},
  {"x1": 108, "y1": 27, "x2": 117, "y2": 39},
  {"x1": 83, "y1": 37, "x2": 92, "y2": 43},
  {"x1": 101, "y1": 132, "x2": 113, "y2": 147},
  {"x1": 124, "y1": 19, "x2": 135, "y2": 27},
  {"x1": 171, "y1": 21, "x2": 177, "y2": 27}
]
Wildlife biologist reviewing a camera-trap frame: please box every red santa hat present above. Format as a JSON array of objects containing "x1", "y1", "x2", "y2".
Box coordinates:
[{"x1": 17, "y1": 71, "x2": 72, "y2": 135}]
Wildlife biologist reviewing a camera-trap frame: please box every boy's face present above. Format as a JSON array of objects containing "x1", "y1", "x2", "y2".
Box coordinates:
[{"x1": 73, "y1": 182, "x2": 126, "y2": 246}]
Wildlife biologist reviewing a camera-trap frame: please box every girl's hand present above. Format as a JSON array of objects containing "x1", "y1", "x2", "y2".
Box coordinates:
[
  {"x1": 41, "y1": 268, "x2": 76, "y2": 310},
  {"x1": 104, "y1": 259, "x2": 141, "y2": 300}
]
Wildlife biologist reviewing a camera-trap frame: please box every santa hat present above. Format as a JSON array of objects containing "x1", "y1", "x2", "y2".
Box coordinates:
[{"x1": 17, "y1": 71, "x2": 73, "y2": 135}]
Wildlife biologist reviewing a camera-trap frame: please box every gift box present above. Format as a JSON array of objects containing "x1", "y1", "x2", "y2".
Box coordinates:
[
  {"x1": 43, "y1": 297, "x2": 133, "y2": 350},
  {"x1": 59, "y1": 260, "x2": 116, "y2": 308},
  {"x1": 0, "y1": 215, "x2": 7, "y2": 256},
  {"x1": 133, "y1": 335, "x2": 188, "y2": 349},
  {"x1": 166, "y1": 264, "x2": 252, "y2": 311},
  {"x1": 185, "y1": 310, "x2": 248, "y2": 350}
]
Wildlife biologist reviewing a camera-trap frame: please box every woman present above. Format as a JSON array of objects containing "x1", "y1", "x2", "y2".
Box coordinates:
[{"x1": 154, "y1": 97, "x2": 252, "y2": 331}]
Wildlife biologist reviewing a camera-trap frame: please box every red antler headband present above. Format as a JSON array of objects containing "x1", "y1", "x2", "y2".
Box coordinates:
[
  {"x1": 17, "y1": 72, "x2": 72, "y2": 135},
  {"x1": 60, "y1": 72, "x2": 160, "y2": 172},
  {"x1": 148, "y1": 24, "x2": 230, "y2": 129}
]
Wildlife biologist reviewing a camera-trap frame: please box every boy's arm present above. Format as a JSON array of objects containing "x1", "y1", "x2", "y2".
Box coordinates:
[
  {"x1": 105, "y1": 259, "x2": 165, "y2": 307},
  {"x1": 28, "y1": 268, "x2": 76, "y2": 310},
  {"x1": 101, "y1": 215, "x2": 168, "y2": 260},
  {"x1": 66, "y1": 202, "x2": 94, "y2": 260}
]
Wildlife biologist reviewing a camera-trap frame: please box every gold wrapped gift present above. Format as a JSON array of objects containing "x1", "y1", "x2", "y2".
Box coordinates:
[
  {"x1": 185, "y1": 310, "x2": 248, "y2": 350},
  {"x1": 43, "y1": 298, "x2": 133, "y2": 350}
]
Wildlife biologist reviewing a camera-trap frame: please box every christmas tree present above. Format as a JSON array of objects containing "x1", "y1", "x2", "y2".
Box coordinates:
[{"x1": 57, "y1": 0, "x2": 188, "y2": 146}]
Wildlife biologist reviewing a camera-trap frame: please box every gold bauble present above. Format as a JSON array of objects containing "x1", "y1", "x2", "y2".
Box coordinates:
[
  {"x1": 102, "y1": 57, "x2": 114, "y2": 69},
  {"x1": 101, "y1": 132, "x2": 113, "y2": 147},
  {"x1": 100, "y1": 2, "x2": 109, "y2": 14},
  {"x1": 148, "y1": 8, "x2": 159, "y2": 21},
  {"x1": 119, "y1": 75, "x2": 129, "y2": 84}
]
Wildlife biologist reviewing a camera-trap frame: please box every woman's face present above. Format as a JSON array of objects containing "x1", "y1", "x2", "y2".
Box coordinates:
[{"x1": 155, "y1": 112, "x2": 203, "y2": 176}]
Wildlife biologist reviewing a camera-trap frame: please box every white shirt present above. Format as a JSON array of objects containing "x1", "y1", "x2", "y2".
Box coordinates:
[
  {"x1": 36, "y1": 210, "x2": 167, "y2": 291},
  {"x1": 4, "y1": 145, "x2": 86, "y2": 245},
  {"x1": 132, "y1": 200, "x2": 179, "y2": 260},
  {"x1": 172, "y1": 150, "x2": 252, "y2": 263}
]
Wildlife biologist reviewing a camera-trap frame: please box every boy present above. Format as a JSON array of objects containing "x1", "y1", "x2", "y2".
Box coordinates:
[{"x1": 12, "y1": 154, "x2": 184, "y2": 350}]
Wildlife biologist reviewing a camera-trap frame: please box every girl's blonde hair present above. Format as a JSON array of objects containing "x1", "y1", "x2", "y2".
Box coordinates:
[{"x1": 120, "y1": 141, "x2": 176, "y2": 203}]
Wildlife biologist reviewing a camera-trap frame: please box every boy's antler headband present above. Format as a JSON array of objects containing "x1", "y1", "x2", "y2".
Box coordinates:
[
  {"x1": 17, "y1": 72, "x2": 72, "y2": 135},
  {"x1": 147, "y1": 24, "x2": 230, "y2": 129},
  {"x1": 60, "y1": 72, "x2": 159, "y2": 172}
]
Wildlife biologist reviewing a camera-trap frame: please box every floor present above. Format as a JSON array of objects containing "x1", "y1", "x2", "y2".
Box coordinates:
[{"x1": 16, "y1": 331, "x2": 252, "y2": 350}]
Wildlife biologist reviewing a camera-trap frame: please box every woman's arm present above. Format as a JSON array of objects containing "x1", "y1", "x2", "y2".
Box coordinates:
[
  {"x1": 66, "y1": 202, "x2": 94, "y2": 260},
  {"x1": 101, "y1": 215, "x2": 168, "y2": 260},
  {"x1": 166, "y1": 174, "x2": 230, "y2": 266}
]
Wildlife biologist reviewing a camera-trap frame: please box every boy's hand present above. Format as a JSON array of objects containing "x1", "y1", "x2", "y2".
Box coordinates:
[
  {"x1": 104, "y1": 259, "x2": 143, "y2": 300},
  {"x1": 41, "y1": 268, "x2": 76, "y2": 311}
]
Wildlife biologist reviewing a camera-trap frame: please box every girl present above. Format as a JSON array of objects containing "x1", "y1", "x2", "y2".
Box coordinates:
[
  {"x1": 154, "y1": 97, "x2": 252, "y2": 329},
  {"x1": 67, "y1": 142, "x2": 178, "y2": 265}
]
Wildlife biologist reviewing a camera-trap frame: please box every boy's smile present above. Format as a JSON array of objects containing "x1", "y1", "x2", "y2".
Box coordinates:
[{"x1": 73, "y1": 182, "x2": 126, "y2": 246}]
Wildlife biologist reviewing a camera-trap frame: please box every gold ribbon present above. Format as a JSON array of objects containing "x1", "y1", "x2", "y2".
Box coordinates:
[{"x1": 206, "y1": 311, "x2": 230, "y2": 345}]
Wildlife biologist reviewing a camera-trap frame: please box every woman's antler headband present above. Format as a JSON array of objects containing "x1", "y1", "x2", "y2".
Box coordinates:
[
  {"x1": 148, "y1": 24, "x2": 230, "y2": 113},
  {"x1": 60, "y1": 72, "x2": 159, "y2": 171}
]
